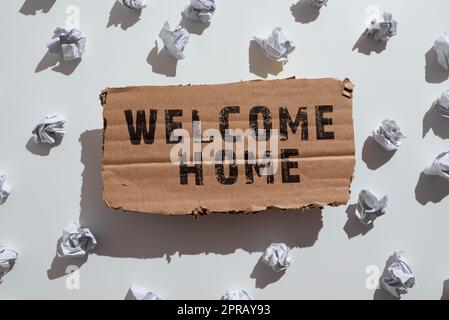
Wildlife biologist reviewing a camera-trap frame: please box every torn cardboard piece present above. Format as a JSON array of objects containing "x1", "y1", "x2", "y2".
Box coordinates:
[{"x1": 101, "y1": 78, "x2": 355, "y2": 215}]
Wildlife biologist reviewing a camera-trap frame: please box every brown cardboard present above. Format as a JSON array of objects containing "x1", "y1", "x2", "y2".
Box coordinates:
[{"x1": 101, "y1": 78, "x2": 355, "y2": 215}]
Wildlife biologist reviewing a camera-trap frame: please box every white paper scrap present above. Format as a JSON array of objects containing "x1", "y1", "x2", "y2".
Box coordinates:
[
  {"x1": 381, "y1": 251, "x2": 416, "y2": 298},
  {"x1": 184, "y1": 0, "x2": 216, "y2": 23},
  {"x1": 159, "y1": 22, "x2": 190, "y2": 60},
  {"x1": 262, "y1": 243, "x2": 292, "y2": 272},
  {"x1": 48, "y1": 27, "x2": 86, "y2": 61},
  {"x1": 364, "y1": 12, "x2": 397, "y2": 42},
  {"x1": 58, "y1": 222, "x2": 97, "y2": 258},
  {"x1": 32, "y1": 113, "x2": 65, "y2": 145},
  {"x1": 130, "y1": 284, "x2": 161, "y2": 300},
  {"x1": 355, "y1": 190, "x2": 388, "y2": 225},
  {"x1": 373, "y1": 119, "x2": 406, "y2": 151},
  {"x1": 0, "y1": 172, "x2": 11, "y2": 205},
  {"x1": 221, "y1": 290, "x2": 252, "y2": 300},
  {"x1": 254, "y1": 27, "x2": 295, "y2": 63}
]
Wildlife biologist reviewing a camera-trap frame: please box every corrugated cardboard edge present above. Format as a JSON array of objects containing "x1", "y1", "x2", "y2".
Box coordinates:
[{"x1": 99, "y1": 77, "x2": 356, "y2": 217}]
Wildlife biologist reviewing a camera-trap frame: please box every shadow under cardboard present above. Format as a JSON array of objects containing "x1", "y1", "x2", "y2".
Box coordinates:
[
  {"x1": 352, "y1": 34, "x2": 387, "y2": 55},
  {"x1": 179, "y1": 14, "x2": 210, "y2": 35},
  {"x1": 415, "y1": 172, "x2": 449, "y2": 205},
  {"x1": 19, "y1": 0, "x2": 55, "y2": 16},
  {"x1": 107, "y1": 0, "x2": 142, "y2": 30},
  {"x1": 343, "y1": 204, "x2": 373, "y2": 239},
  {"x1": 422, "y1": 105, "x2": 449, "y2": 139},
  {"x1": 78, "y1": 130, "x2": 324, "y2": 262},
  {"x1": 373, "y1": 254, "x2": 400, "y2": 300},
  {"x1": 362, "y1": 136, "x2": 396, "y2": 170},
  {"x1": 290, "y1": 0, "x2": 321, "y2": 24},
  {"x1": 250, "y1": 256, "x2": 286, "y2": 289},
  {"x1": 248, "y1": 40, "x2": 283, "y2": 79},
  {"x1": 425, "y1": 47, "x2": 449, "y2": 84},
  {"x1": 35, "y1": 51, "x2": 81, "y2": 75},
  {"x1": 146, "y1": 42, "x2": 178, "y2": 77},
  {"x1": 25, "y1": 137, "x2": 62, "y2": 156}
]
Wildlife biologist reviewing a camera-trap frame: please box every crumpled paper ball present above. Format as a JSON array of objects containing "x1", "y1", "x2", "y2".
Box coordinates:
[
  {"x1": 373, "y1": 119, "x2": 406, "y2": 151},
  {"x1": 424, "y1": 151, "x2": 449, "y2": 181},
  {"x1": 381, "y1": 251, "x2": 416, "y2": 298},
  {"x1": 130, "y1": 285, "x2": 161, "y2": 300},
  {"x1": 0, "y1": 246, "x2": 18, "y2": 278},
  {"x1": 0, "y1": 171, "x2": 11, "y2": 205},
  {"x1": 364, "y1": 11, "x2": 397, "y2": 42},
  {"x1": 120, "y1": 0, "x2": 145, "y2": 10},
  {"x1": 261, "y1": 243, "x2": 292, "y2": 272},
  {"x1": 433, "y1": 89, "x2": 449, "y2": 118},
  {"x1": 159, "y1": 21, "x2": 190, "y2": 60},
  {"x1": 254, "y1": 27, "x2": 296, "y2": 63},
  {"x1": 184, "y1": 0, "x2": 216, "y2": 23},
  {"x1": 58, "y1": 222, "x2": 97, "y2": 258},
  {"x1": 308, "y1": 0, "x2": 329, "y2": 8},
  {"x1": 355, "y1": 190, "x2": 388, "y2": 225},
  {"x1": 32, "y1": 113, "x2": 66, "y2": 145},
  {"x1": 221, "y1": 289, "x2": 252, "y2": 300},
  {"x1": 48, "y1": 27, "x2": 86, "y2": 61},
  {"x1": 434, "y1": 32, "x2": 449, "y2": 70}
]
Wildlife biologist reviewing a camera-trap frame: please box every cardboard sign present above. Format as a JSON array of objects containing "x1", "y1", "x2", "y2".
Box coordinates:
[{"x1": 100, "y1": 78, "x2": 355, "y2": 215}]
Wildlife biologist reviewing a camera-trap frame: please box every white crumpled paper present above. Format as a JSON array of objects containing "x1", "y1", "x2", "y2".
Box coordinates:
[
  {"x1": 221, "y1": 289, "x2": 252, "y2": 300},
  {"x1": 254, "y1": 27, "x2": 295, "y2": 63},
  {"x1": 120, "y1": 0, "x2": 145, "y2": 10},
  {"x1": 32, "y1": 113, "x2": 66, "y2": 145},
  {"x1": 262, "y1": 243, "x2": 292, "y2": 272},
  {"x1": 0, "y1": 246, "x2": 18, "y2": 278},
  {"x1": 433, "y1": 89, "x2": 449, "y2": 118},
  {"x1": 434, "y1": 32, "x2": 449, "y2": 70},
  {"x1": 58, "y1": 222, "x2": 97, "y2": 258},
  {"x1": 355, "y1": 190, "x2": 388, "y2": 225},
  {"x1": 373, "y1": 119, "x2": 406, "y2": 151},
  {"x1": 0, "y1": 171, "x2": 11, "y2": 205},
  {"x1": 424, "y1": 151, "x2": 449, "y2": 181},
  {"x1": 184, "y1": 0, "x2": 216, "y2": 23},
  {"x1": 308, "y1": 0, "x2": 329, "y2": 8},
  {"x1": 381, "y1": 251, "x2": 416, "y2": 298},
  {"x1": 364, "y1": 12, "x2": 397, "y2": 42},
  {"x1": 129, "y1": 285, "x2": 161, "y2": 300},
  {"x1": 48, "y1": 27, "x2": 86, "y2": 61},
  {"x1": 159, "y1": 22, "x2": 190, "y2": 60}
]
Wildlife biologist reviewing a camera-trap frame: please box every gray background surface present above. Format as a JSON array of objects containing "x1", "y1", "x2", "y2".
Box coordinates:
[{"x1": 1, "y1": 0, "x2": 449, "y2": 299}]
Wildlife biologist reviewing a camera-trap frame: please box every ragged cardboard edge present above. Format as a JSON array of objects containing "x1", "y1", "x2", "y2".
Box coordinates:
[
  {"x1": 99, "y1": 77, "x2": 353, "y2": 106},
  {"x1": 100, "y1": 77, "x2": 356, "y2": 216},
  {"x1": 104, "y1": 199, "x2": 350, "y2": 218}
]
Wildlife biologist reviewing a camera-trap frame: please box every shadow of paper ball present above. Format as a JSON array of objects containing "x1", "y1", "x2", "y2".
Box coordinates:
[
  {"x1": 179, "y1": 14, "x2": 210, "y2": 35},
  {"x1": 422, "y1": 105, "x2": 449, "y2": 139},
  {"x1": 352, "y1": 34, "x2": 387, "y2": 55},
  {"x1": 146, "y1": 42, "x2": 178, "y2": 77},
  {"x1": 106, "y1": 1, "x2": 142, "y2": 31},
  {"x1": 362, "y1": 136, "x2": 396, "y2": 170},
  {"x1": 415, "y1": 172, "x2": 449, "y2": 205},
  {"x1": 343, "y1": 204, "x2": 373, "y2": 239},
  {"x1": 25, "y1": 136, "x2": 62, "y2": 156},
  {"x1": 46, "y1": 238, "x2": 88, "y2": 280},
  {"x1": 248, "y1": 40, "x2": 283, "y2": 79},
  {"x1": 19, "y1": 0, "x2": 55, "y2": 16},
  {"x1": 250, "y1": 256, "x2": 286, "y2": 289},
  {"x1": 290, "y1": 0, "x2": 320, "y2": 24},
  {"x1": 425, "y1": 47, "x2": 449, "y2": 84},
  {"x1": 35, "y1": 51, "x2": 81, "y2": 75}
]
